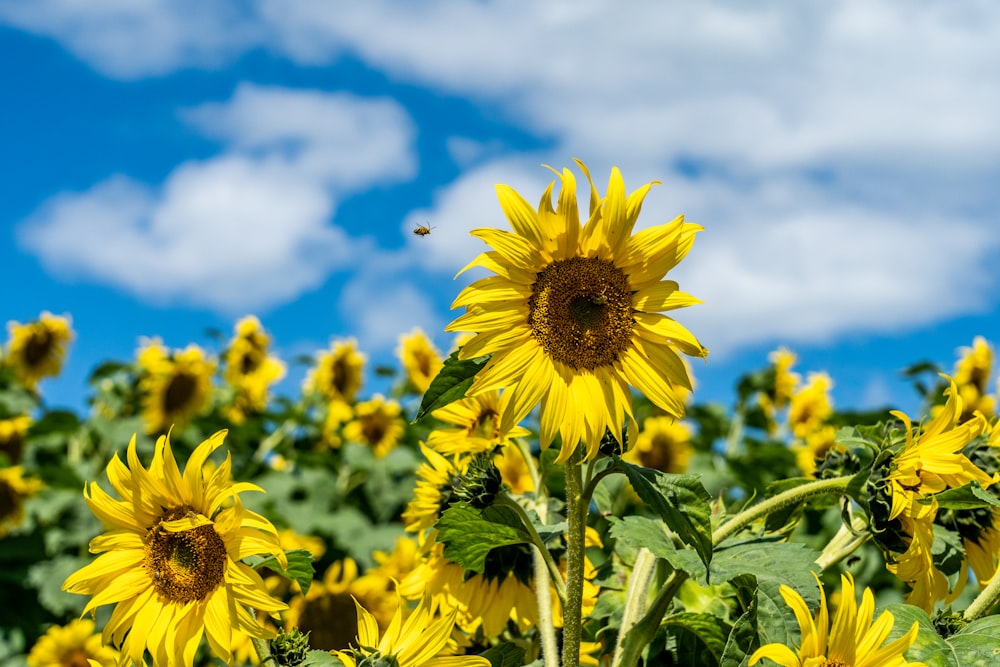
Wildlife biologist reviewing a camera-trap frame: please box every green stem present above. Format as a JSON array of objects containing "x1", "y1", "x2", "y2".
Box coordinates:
[
  {"x1": 581, "y1": 463, "x2": 620, "y2": 511},
  {"x1": 530, "y1": 543, "x2": 560, "y2": 667},
  {"x1": 611, "y1": 547, "x2": 658, "y2": 667},
  {"x1": 562, "y1": 447, "x2": 585, "y2": 667},
  {"x1": 614, "y1": 568, "x2": 689, "y2": 667},
  {"x1": 512, "y1": 437, "x2": 543, "y2": 501},
  {"x1": 496, "y1": 494, "x2": 567, "y2": 603},
  {"x1": 815, "y1": 513, "x2": 870, "y2": 571},
  {"x1": 724, "y1": 406, "x2": 745, "y2": 458},
  {"x1": 965, "y1": 564, "x2": 1000, "y2": 621},
  {"x1": 251, "y1": 637, "x2": 277, "y2": 667},
  {"x1": 712, "y1": 476, "x2": 853, "y2": 546}
]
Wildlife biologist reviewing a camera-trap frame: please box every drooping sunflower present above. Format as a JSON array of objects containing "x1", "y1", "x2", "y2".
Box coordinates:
[
  {"x1": 62, "y1": 431, "x2": 288, "y2": 667},
  {"x1": 334, "y1": 592, "x2": 490, "y2": 667},
  {"x1": 447, "y1": 161, "x2": 707, "y2": 462},
  {"x1": 622, "y1": 415, "x2": 694, "y2": 474},
  {"x1": 27, "y1": 618, "x2": 118, "y2": 667},
  {"x1": 222, "y1": 316, "x2": 286, "y2": 424},
  {"x1": 427, "y1": 390, "x2": 531, "y2": 455},
  {"x1": 398, "y1": 327, "x2": 444, "y2": 395},
  {"x1": 137, "y1": 340, "x2": 216, "y2": 434},
  {"x1": 0, "y1": 414, "x2": 31, "y2": 464},
  {"x1": 749, "y1": 573, "x2": 925, "y2": 667},
  {"x1": 0, "y1": 465, "x2": 43, "y2": 537},
  {"x1": 3, "y1": 312, "x2": 73, "y2": 389},
  {"x1": 343, "y1": 394, "x2": 405, "y2": 458},
  {"x1": 303, "y1": 338, "x2": 366, "y2": 404}
]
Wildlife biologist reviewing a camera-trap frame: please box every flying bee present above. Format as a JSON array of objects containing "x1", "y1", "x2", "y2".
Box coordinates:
[{"x1": 412, "y1": 222, "x2": 434, "y2": 236}]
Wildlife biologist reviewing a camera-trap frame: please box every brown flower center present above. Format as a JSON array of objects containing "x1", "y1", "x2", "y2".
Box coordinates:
[
  {"x1": 295, "y1": 592, "x2": 359, "y2": 651},
  {"x1": 61, "y1": 648, "x2": 92, "y2": 667},
  {"x1": 528, "y1": 257, "x2": 633, "y2": 370},
  {"x1": 0, "y1": 478, "x2": 18, "y2": 523},
  {"x1": 24, "y1": 329, "x2": 55, "y2": 367},
  {"x1": 163, "y1": 372, "x2": 199, "y2": 414},
  {"x1": 144, "y1": 508, "x2": 227, "y2": 603},
  {"x1": 470, "y1": 409, "x2": 500, "y2": 441}
]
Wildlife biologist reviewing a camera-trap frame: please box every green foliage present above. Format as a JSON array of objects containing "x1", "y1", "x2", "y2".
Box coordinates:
[
  {"x1": 244, "y1": 549, "x2": 316, "y2": 597},
  {"x1": 413, "y1": 350, "x2": 490, "y2": 421},
  {"x1": 435, "y1": 501, "x2": 530, "y2": 574}
]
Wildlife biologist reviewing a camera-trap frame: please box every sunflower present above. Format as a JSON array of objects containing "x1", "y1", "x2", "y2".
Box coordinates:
[
  {"x1": 757, "y1": 347, "x2": 800, "y2": 429},
  {"x1": 951, "y1": 336, "x2": 995, "y2": 421},
  {"x1": 0, "y1": 465, "x2": 43, "y2": 537},
  {"x1": 0, "y1": 414, "x2": 31, "y2": 464},
  {"x1": 137, "y1": 340, "x2": 216, "y2": 434},
  {"x1": 398, "y1": 328, "x2": 444, "y2": 395},
  {"x1": 787, "y1": 372, "x2": 834, "y2": 440},
  {"x1": 427, "y1": 391, "x2": 531, "y2": 455},
  {"x1": 303, "y1": 338, "x2": 366, "y2": 403},
  {"x1": 27, "y1": 618, "x2": 118, "y2": 667},
  {"x1": 446, "y1": 161, "x2": 707, "y2": 462},
  {"x1": 3, "y1": 312, "x2": 73, "y2": 389},
  {"x1": 403, "y1": 444, "x2": 469, "y2": 533},
  {"x1": 622, "y1": 416, "x2": 693, "y2": 474},
  {"x1": 62, "y1": 431, "x2": 288, "y2": 667},
  {"x1": 343, "y1": 394, "x2": 405, "y2": 458},
  {"x1": 334, "y1": 592, "x2": 490, "y2": 667},
  {"x1": 319, "y1": 399, "x2": 354, "y2": 450},
  {"x1": 749, "y1": 573, "x2": 925, "y2": 667},
  {"x1": 494, "y1": 443, "x2": 535, "y2": 495},
  {"x1": 222, "y1": 316, "x2": 286, "y2": 424},
  {"x1": 793, "y1": 425, "x2": 842, "y2": 478}
]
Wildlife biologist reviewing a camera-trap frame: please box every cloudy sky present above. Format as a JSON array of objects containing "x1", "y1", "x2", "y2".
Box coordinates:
[{"x1": 3, "y1": 1, "x2": 999, "y2": 414}]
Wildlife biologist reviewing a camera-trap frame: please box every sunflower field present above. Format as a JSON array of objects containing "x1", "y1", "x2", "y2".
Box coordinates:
[{"x1": 3, "y1": 162, "x2": 1000, "y2": 667}]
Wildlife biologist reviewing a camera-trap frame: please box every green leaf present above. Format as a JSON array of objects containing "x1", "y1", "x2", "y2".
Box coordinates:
[
  {"x1": 607, "y1": 515, "x2": 707, "y2": 583},
  {"x1": 435, "y1": 501, "x2": 530, "y2": 573},
  {"x1": 27, "y1": 410, "x2": 80, "y2": 436},
  {"x1": 949, "y1": 616, "x2": 1000, "y2": 664},
  {"x1": 668, "y1": 612, "x2": 729, "y2": 667},
  {"x1": 243, "y1": 549, "x2": 315, "y2": 596},
  {"x1": 932, "y1": 482, "x2": 1000, "y2": 511},
  {"x1": 414, "y1": 350, "x2": 491, "y2": 421},
  {"x1": 720, "y1": 593, "x2": 758, "y2": 667},
  {"x1": 619, "y1": 461, "x2": 713, "y2": 571},
  {"x1": 301, "y1": 650, "x2": 344, "y2": 667},
  {"x1": 478, "y1": 642, "x2": 526, "y2": 667},
  {"x1": 884, "y1": 604, "x2": 955, "y2": 667}
]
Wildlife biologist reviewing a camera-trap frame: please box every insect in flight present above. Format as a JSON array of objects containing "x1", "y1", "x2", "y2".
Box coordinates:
[{"x1": 412, "y1": 222, "x2": 435, "y2": 236}]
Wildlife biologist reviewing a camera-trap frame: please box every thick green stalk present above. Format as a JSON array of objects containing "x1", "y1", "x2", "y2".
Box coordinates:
[
  {"x1": 562, "y1": 447, "x2": 585, "y2": 667},
  {"x1": 611, "y1": 547, "x2": 658, "y2": 667},
  {"x1": 495, "y1": 494, "x2": 567, "y2": 603},
  {"x1": 965, "y1": 563, "x2": 1000, "y2": 621},
  {"x1": 531, "y1": 543, "x2": 560, "y2": 667},
  {"x1": 815, "y1": 513, "x2": 869, "y2": 571},
  {"x1": 251, "y1": 637, "x2": 277, "y2": 667},
  {"x1": 712, "y1": 475, "x2": 853, "y2": 545},
  {"x1": 614, "y1": 569, "x2": 689, "y2": 667}
]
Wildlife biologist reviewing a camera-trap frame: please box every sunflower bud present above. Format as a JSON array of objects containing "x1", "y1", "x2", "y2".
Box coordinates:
[
  {"x1": 270, "y1": 628, "x2": 311, "y2": 667},
  {"x1": 451, "y1": 452, "x2": 502, "y2": 509}
]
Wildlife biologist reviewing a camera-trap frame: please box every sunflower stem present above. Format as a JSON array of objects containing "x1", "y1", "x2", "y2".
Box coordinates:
[
  {"x1": 496, "y1": 494, "x2": 567, "y2": 603},
  {"x1": 964, "y1": 562, "x2": 1000, "y2": 621},
  {"x1": 251, "y1": 637, "x2": 277, "y2": 667},
  {"x1": 815, "y1": 512, "x2": 870, "y2": 571},
  {"x1": 712, "y1": 475, "x2": 853, "y2": 546},
  {"x1": 562, "y1": 447, "x2": 586, "y2": 667},
  {"x1": 512, "y1": 437, "x2": 543, "y2": 502},
  {"x1": 611, "y1": 547, "x2": 658, "y2": 667},
  {"x1": 614, "y1": 568, "x2": 689, "y2": 667},
  {"x1": 581, "y1": 463, "x2": 620, "y2": 511},
  {"x1": 531, "y1": 542, "x2": 560, "y2": 667}
]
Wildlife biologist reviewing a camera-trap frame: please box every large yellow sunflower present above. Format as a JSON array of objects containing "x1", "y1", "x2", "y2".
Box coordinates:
[
  {"x1": 62, "y1": 431, "x2": 288, "y2": 667},
  {"x1": 137, "y1": 340, "x2": 216, "y2": 434},
  {"x1": 27, "y1": 618, "x2": 118, "y2": 667},
  {"x1": 447, "y1": 161, "x2": 707, "y2": 462},
  {"x1": 3, "y1": 312, "x2": 73, "y2": 389},
  {"x1": 749, "y1": 573, "x2": 925, "y2": 667},
  {"x1": 222, "y1": 316, "x2": 286, "y2": 424}
]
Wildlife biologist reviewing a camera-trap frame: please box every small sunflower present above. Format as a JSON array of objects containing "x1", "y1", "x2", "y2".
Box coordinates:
[
  {"x1": 343, "y1": 394, "x2": 405, "y2": 458},
  {"x1": 334, "y1": 592, "x2": 490, "y2": 667},
  {"x1": 793, "y1": 425, "x2": 842, "y2": 478},
  {"x1": 446, "y1": 161, "x2": 707, "y2": 462},
  {"x1": 319, "y1": 399, "x2": 354, "y2": 450},
  {"x1": 750, "y1": 573, "x2": 925, "y2": 667},
  {"x1": 622, "y1": 416, "x2": 693, "y2": 474},
  {"x1": 787, "y1": 372, "x2": 834, "y2": 440},
  {"x1": 303, "y1": 338, "x2": 366, "y2": 403},
  {"x1": 27, "y1": 618, "x2": 118, "y2": 667},
  {"x1": 62, "y1": 431, "x2": 288, "y2": 667},
  {"x1": 3, "y1": 312, "x2": 73, "y2": 389},
  {"x1": 137, "y1": 340, "x2": 216, "y2": 434},
  {"x1": 427, "y1": 390, "x2": 531, "y2": 455},
  {"x1": 222, "y1": 316, "x2": 285, "y2": 424},
  {"x1": 951, "y1": 336, "x2": 995, "y2": 420},
  {"x1": 0, "y1": 414, "x2": 31, "y2": 464},
  {"x1": 398, "y1": 328, "x2": 444, "y2": 395},
  {"x1": 0, "y1": 465, "x2": 43, "y2": 537},
  {"x1": 758, "y1": 347, "x2": 800, "y2": 428}
]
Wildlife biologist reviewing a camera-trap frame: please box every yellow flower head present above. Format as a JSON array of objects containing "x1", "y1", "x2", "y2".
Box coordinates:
[
  {"x1": 427, "y1": 390, "x2": 531, "y2": 456},
  {"x1": 3, "y1": 312, "x2": 73, "y2": 389},
  {"x1": 954, "y1": 336, "x2": 993, "y2": 394},
  {"x1": 137, "y1": 339, "x2": 216, "y2": 434},
  {"x1": 343, "y1": 394, "x2": 405, "y2": 458},
  {"x1": 623, "y1": 416, "x2": 694, "y2": 474},
  {"x1": 397, "y1": 328, "x2": 444, "y2": 395},
  {"x1": 62, "y1": 431, "x2": 288, "y2": 667},
  {"x1": 794, "y1": 425, "x2": 843, "y2": 478},
  {"x1": 223, "y1": 316, "x2": 286, "y2": 423},
  {"x1": 334, "y1": 592, "x2": 490, "y2": 667},
  {"x1": 0, "y1": 414, "x2": 31, "y2": 465},
  {"x1": 494, "y1": 443, "x2": 535, "y2": 495},
  {"x1": 320, "y1": 399, "x2": 354, "y2": 450},
  {"x1": 403, "y1": 444, "x2": 468, "y2": 533},
  {"x1": 749, "y1": 573, "x2": 925, "y2": 667},
  {"x1": 304, "y1": 338, "x2": 366, "y2": 403},
  {"x1": 788, "y1": 372, "x2": 834, "y2": 440},
  {"x1": 0, "y1": 465, "x2": 43, "y2": 537},
  {"x1": 447, "y1": 161, "x2": 707, "y2": 462},
  {"x1": 27, "y1": 618, "x2": 118, "y2": 667}
]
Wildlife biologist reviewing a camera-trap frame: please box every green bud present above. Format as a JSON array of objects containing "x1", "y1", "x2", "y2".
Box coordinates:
[
  {"x1": 451, "y1": 452, "x2": 502, "y2": 509},
  {"x1": 270, "y1": 628, "x2": 311, "y2": 667}
]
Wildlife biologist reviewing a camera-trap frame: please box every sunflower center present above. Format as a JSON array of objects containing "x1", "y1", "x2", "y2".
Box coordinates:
[
  {"x1": 528, "y1": 257, "x2": 633, "y2": 370},
  {"x1": 643, "y1": 435, "x2": 677, "y2": 472},
  {"x1": 0, "y1": 479, "x2": 18, "y2": 522},
  {"x1": 820, "y1": 660, "x2": 847, "y2": 667},
  {"x1": 61, "y1": 649, "x2": 92, "y2": 667},
  {"x1": 295, "y1": 592, "x2": 359, "y2": 651},
  {"x1": 470, "y1": 409, "x2": 499, "y2": 441},
  {"x1": 144, "y1": 508, "x2": 227, "y2": 603},
  {"x1": 163, "y1": 373, "x2": 198, "y2": 414},
  {"x1": 362, "y1": 417, "x2": 387, "y2": 445},
  {"x1": 239, "y1": 347, "x2": 264, "y2": 375},
  {"x1": 24, "y1": 330, "x2": 55, "y2": 367},
  {"x1": 0, "y1": 433, "x2": 24, "y2": 464}
]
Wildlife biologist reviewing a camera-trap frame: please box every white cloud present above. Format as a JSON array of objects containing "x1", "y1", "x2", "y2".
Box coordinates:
[{"x1": 18, "y1": 85, "x2": 416, "y2": 313}]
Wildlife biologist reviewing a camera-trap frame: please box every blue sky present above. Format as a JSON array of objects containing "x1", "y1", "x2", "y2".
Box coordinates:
[{"x1": 3, "y1": 1, "x2": 999, "y2": 416}]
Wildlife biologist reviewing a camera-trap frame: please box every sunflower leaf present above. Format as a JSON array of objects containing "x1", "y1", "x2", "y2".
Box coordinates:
[
  {"x1": 607, "y1": 515, "x2": 706, "y2": 583},
  {"x1": 667, "y1": 612, "x2": 729, "y2": 667},
  {"x1": 413, "y1": 350, "x2": 491, "y2": 422},
  {"x1": 478, "y1": 642, "x2": 526, "y2": 667},
  {"x1": 435, "y1": 501, "x2": 530, "y2": 574},
  {"x1": 931, "y1": 481, "x2": 1000, "y2": 511},
  {"x1": 883, "y1": 604, "x2": 955, "y2": 667},
  {"x1": 242, "y1": 549, "x2": 315, "y2": 596},
  {"x1": 301, "y1": 650, "x2": 344, "y2": 667},
  {"x1": 947, "y1": 616, "x2": 1000, "y2": 664},
  {"x1": 619, "y1": 462, "x2": 713, "y2": 571}
]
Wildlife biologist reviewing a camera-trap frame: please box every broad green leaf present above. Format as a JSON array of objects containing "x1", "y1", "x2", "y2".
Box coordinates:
[
  {"x1": 607, "y1": 515, "x2": 706, "y2": 583},
  {"x1": 667, "y1": 612, "x2": 729, "y2": 667},
  {"x1": 479, "y1": 642, "x2": 526, "y2": 667},
  {"x1": 301, "y1": 650, "x2": 344, "y2": 667},
  {"x1": 884, "y1": 604, "x2": 955, "y2": 667},
  {"x1": 720, "y1": 593, "x2": 758, "y2": 667},
  {"x1": 435, "y1": 501, "x2": 530, "y2": 573},
  {"x1": 414, "y1": 350, "x2": 491, "y2": 421},
  {"x1": 949, "y1": 616, "x2": 1000, "y2": 664},
  {"x1": 932, "y1": 482, "x2": 1000, "y2": 511},
  {"x1": 243, "y1": 549, "x2": 316, "y2": 596},
  {"x1": 620, "y1": 462, "x2": 713, "y2": 570}
]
